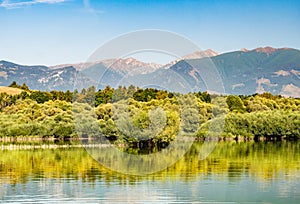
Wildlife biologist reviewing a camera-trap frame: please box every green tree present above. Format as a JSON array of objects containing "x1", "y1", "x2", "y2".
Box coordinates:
[
  {"x1": 21, "y1": 83, "x2": 29, "y2": 90},
  {"x1": 95, "y1": 86, "x2": 114, "y2": 106},
  {"x1": 8, "y1": 81, "x2": 18, "y2": 88},
  {"x1": 195, "y1": 91, "x2": 211, "y2": 103},
  {"x1": 30, "y1": 91, "x2": 52, "y2": 103},
  {"x1": 226, "y1": 95, "x2": 245, "y2": 113}
]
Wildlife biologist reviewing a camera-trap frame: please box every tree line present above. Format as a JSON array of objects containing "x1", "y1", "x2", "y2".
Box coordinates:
[{"x1": 0, "y1": 82, "x2": 299, "y2": 145}]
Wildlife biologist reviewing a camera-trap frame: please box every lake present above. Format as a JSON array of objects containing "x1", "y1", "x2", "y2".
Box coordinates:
[{"x1": 0, "y1": 141, "x2": 299, "y2": 203}]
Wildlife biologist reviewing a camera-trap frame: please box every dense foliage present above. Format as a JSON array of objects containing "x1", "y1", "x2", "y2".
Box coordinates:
[{"x1": 0, "y1": 82, "x2": 299, "y2": 144}]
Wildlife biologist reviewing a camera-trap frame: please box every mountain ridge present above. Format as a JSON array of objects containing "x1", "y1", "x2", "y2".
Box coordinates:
[
  {"x1": 1, "y1": 46, "x2": 300, "y2": 97},
  {"x1": 169, "y1": 47, "x2": 300, "y2": 96}
]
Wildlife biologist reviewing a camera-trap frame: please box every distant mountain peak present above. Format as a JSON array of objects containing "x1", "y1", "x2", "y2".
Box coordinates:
[
  {"x1": 240, "y1": 48, "x2": 249, "y2": 52},
  {"x1": 236, "y1": 47, "x2": 295, "y2": 55},
  {"x1": 162, "y1": 49, "x2": 219, "y2": 69},
  {"x1": 252, "y1": 46, "x2": 293, "y2": 54},
  {"x1": 0, "y1": 60, "x2": 17, "y2": 66},
  {"x1": 182, "y1": 49, "x2": 218, "y2": 60},
  {"x1": 50, "y1": 57, "x2": 162, "y2": 74},
  {"x1": 254, "y1": 46, "x2": 279, "y2": 54},
  {"x1": 102, "y1": 57, "x2": 162, "y2": 74},
  {"x1": 205, "y1": 49, "x2": 219, "y2": 55}
]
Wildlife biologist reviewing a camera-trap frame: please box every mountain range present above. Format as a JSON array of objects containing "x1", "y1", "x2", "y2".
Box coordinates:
[{"x1": 1, "y1": 47, "x2": 299, "y2": 97}]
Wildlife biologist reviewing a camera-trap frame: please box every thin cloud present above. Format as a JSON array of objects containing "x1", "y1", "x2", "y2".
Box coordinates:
[
  {"x1": 0, "y1": 0, "x2": 67, "y2": 9},
  {"x1": 83, "y1": 0, "x2": 104, "y2": 14}
]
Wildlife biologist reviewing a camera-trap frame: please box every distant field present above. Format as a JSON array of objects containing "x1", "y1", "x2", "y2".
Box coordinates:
[{"x1": 0, "y1": 86, "x2": 23, "y2": 95}]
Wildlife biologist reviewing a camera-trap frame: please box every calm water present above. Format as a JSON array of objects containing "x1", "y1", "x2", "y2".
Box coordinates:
[{"x1": 0, "y1": 141, "x2": 299, "y2": 203}]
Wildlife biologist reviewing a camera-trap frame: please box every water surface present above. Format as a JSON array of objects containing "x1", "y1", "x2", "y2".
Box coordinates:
[{"x1": 0, "y1": 141, "x2": 299, "y2": 203}]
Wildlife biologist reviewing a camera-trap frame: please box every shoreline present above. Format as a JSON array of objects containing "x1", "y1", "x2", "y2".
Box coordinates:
[
  {"x1": 0, "y1": 135, "x2": 298, "y2": 151},
  {"x1": 0, "y1": 143, "x2": 112, "y2": 151},
  {"x1": 0, "y1": 135, "x2": 298, "y2": 142}
]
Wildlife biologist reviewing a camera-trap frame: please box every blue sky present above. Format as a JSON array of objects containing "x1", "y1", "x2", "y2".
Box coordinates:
[{"x1": 0, "y1": 0, "x2": 300, "y2": 65}]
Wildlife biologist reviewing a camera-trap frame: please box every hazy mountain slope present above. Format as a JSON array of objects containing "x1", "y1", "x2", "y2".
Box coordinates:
[
  {"x1": 51, "y1": 58, "x2": 162, "y2": 75},
  {"x1": 169, "y1": 47, "x2": 300, "y2": 95},
  {"x1": 1, "y1": 47, "x2": 299, "y2": 97},
  {"x1": 0, "y1": 60, "x2": 92, "y2": 91},
  {"x1": 182, "y1": 49, "x2": 218, "y2": 59}
]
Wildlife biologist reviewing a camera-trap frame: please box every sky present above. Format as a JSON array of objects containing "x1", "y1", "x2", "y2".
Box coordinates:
[{"x1": 0, "y1": 0, "x2": 300, "y2": 65}]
